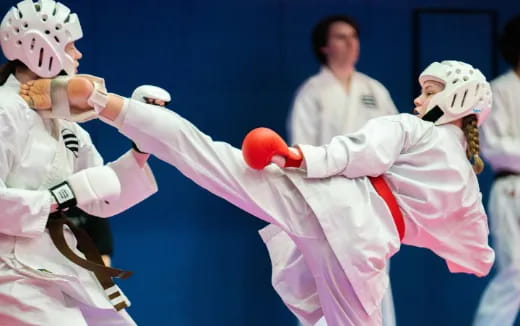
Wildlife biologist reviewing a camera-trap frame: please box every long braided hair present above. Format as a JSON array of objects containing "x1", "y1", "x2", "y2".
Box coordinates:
[{"x1": 462, "y1": 114, "x2": 484, "y2": 174}]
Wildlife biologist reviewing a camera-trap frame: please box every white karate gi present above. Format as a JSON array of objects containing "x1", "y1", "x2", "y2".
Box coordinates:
[
  {"x1": 115, "y1": 99, "x2": 494, "y2": 326},
  {"x1": 0, "y1": 75, "x2": 157, "y2": 326},
  {"x1": 288, "y1": 67, "x2": 398, "y2": 146}
]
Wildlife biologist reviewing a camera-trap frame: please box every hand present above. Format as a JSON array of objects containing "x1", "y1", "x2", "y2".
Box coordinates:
[
  {"x1": 49, "y1": 166, "x2": 121, "y2": 213},
  {"x1": 271, "y1": 147, "x2": 302, "y2": 168}
]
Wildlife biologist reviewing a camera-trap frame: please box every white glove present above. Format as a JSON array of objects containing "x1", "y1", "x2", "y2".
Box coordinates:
[
  {"x1": 49, "y1": 166, "x2": 121, "y2": 211},
  {"x1": 131, "y1": 85, "x2": 171, "y2": 105}
]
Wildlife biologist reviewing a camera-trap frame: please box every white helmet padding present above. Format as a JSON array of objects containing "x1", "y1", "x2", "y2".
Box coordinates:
[
  {"x1": 419, "y1": 60, "x2": 492, "y2": 126},
  {"x1": 0, "y1": 0, "x2": 83, "y2": 77},
  {"x1": 131, "y1": 85, "x2": 171, "y2": 104}
]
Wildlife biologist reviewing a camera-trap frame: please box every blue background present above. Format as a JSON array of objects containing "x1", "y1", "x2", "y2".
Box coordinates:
[{"x1": 1, "y1": 0, "x2": 519, "y2": 325}]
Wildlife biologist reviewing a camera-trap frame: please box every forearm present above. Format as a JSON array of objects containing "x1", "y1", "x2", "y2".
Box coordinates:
[{"x1": 80, "y1": 150, "x2": 157, "y2": 217}]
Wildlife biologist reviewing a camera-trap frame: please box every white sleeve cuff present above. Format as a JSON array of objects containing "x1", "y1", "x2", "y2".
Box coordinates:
[{"x1": 298, "y1": 144, "x2": 328, "y2": 178}]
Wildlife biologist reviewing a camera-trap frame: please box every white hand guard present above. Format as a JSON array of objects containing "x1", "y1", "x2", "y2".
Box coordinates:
[{"x1": 49, "y1": 166, "x2": 121, "y2": 211}]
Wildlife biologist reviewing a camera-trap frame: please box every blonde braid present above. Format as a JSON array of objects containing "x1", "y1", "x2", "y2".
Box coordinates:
[{"x1": 462, "y1": 114, "x2": 484, "y2": 174}]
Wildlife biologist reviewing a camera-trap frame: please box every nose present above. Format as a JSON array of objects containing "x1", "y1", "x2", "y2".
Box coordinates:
[
  {"x1": 75, "y1": 47, "x2": 83, "y2": 60},
  {"x1": 413, "y1": 96, "x2": 422, "y2": 107}
]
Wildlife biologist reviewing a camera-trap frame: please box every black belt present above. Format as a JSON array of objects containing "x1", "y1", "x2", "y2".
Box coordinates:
[
  {"x1": 47, "y1": 212, "x2": 132, "y2": 311},
  {"x1": 494, "y1": 170, "x2": 519, "y2": 180}
]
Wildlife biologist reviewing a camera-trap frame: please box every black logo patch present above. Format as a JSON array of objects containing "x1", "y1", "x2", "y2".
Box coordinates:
[
  {"x1": 361, "y1": 94, "x2": 377, "y2": 109},
  {"x1": 61, "y1": 128, "x2": 79, "y2": 158}
]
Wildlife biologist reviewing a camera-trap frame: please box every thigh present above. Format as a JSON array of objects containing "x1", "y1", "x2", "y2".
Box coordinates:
[
  {"x1": 0, "y1": 261, "x2": 87, "y2": 326},
  {"x1": 76, "y1": 299, "x2": 137, "y2": 326}
]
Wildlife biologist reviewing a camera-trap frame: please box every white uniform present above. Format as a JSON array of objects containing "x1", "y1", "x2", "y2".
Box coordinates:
[
  {"x1": 288, "y1": 67, "x2": 398, "y2": 145},
  {"x1": 115, "y1": 99, "x2": 494, "y2": 326},
  {"x1": 286, "y1": 67, "x2": 399, "y2": 326},
  {"x1": 474, "y1": 70, "x2": 520, "y2": 326},
  {"x1": 0, "y1": 75, "x2": 158, "y2": 326}
]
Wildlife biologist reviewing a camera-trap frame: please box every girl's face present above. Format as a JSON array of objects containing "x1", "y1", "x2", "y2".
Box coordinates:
[
  {"x1": 413, "y1": 80, "x2": 445, "y2": 118},
  {"x1": 65, "y1": 42, "x2": 82, "y2": 73}
]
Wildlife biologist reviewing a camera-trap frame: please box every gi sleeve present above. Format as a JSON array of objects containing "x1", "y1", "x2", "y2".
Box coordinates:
[
  {"x1": 298, "y1": 115, "x2": 409, "y2": 179},
  {"x1": 72, "y1": 124, "x2": 158, "y2": 217}
]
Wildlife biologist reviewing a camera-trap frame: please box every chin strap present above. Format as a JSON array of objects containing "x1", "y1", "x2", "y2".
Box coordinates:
[{"x1": 422, "y1": 105, "x2": 444, "y2": 123}]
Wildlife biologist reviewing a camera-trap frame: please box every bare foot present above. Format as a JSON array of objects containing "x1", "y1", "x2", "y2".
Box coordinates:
[
  {"x1": 20, "y1": 79, "x2": 52, "y2": 109},
  {"x1": 20, "y1": 77, "x2": 94, "y2": 110},
  {"x1": 67, "y1": 77, "x2": 94, "y2": 109}
]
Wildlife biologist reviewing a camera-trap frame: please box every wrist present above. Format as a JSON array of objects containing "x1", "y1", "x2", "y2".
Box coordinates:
[
  {"x1": 284, "y1": 147, "x2": 304, "y2": 168},
  {"x1": 49, "y1": 182, "x2": 77, "y2": 211}
]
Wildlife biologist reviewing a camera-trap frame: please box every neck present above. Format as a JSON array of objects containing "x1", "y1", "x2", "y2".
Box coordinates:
[
  {"x1": 15, "y1": 67, "x2": 39, "y2": 84},
  {"x1": 451, "y1": 119, "x2": 462, "y2": 128},
  {"x1": 327, "y1": 61, "x2": 355, "y2": 90},
  {"x1": 328, "y1": 61, "x2": 354, "y2": 80}
]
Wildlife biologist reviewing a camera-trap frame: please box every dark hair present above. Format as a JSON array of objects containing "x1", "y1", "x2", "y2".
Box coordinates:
[
  {"x1": 0, "y1": 60, "x2": 25, "y2": 86},
  {"x1": 311, "y1": 15, "x2": 360, "y2": 65},
  {"x1": 499, "y1": 14, "x2": 520, "y2": 68}
]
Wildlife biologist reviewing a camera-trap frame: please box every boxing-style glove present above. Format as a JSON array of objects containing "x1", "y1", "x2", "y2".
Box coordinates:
[
  {"x1": 241, "y1": 127, "x2": 303, "y2": 170},
  {"x1": 49, "y1": 166, "x2": 122, "y2": 212}
]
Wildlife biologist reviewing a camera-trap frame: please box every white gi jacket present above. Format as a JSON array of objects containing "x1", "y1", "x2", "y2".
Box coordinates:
[
  {"x1": 0, "y1": 75, "x2": 157, "y2": 314},
  {"x1": 116, "y1": 100, "x2": 494, "y2": 325},
  {"x1": 474, "y1": 70, "x2": 520, "y2": 326},
  {"x1": 288, "y1": 67, "x2": 398, "y2": 145}
]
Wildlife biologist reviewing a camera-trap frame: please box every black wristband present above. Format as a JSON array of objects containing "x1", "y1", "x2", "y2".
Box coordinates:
[
  {"x1": 49, "y1": 181, "x2": 77, "y2": 210},
  {"x1": 132, "y1": 141, "x2": 148, "y2": 154}
]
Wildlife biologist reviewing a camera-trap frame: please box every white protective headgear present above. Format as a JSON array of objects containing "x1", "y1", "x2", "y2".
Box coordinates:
[
  {"x1": 131, "y1": 85, "x2": 171, "y2": 104},
  {"x1": 419, "y1": 60, "x2": 492, "y2": 126},
  {"x1": 0, "y1": 0, "x2": 82, "y2": 77}
]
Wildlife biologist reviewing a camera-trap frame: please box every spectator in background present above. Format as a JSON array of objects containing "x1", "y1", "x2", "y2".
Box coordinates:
[{"x1": 473, "y1": 13, "x2": 520, "y2": 326}]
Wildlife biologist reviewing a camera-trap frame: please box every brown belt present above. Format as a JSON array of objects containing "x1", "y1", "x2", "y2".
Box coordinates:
[{"x1": 47, "y1": 211, "x2": 132, "y2": 311}]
